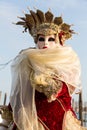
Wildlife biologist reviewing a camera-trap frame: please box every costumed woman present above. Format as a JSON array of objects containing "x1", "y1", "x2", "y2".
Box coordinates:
[{"x1": 0, "y1": 8, "x2": 87, "y2": 130}]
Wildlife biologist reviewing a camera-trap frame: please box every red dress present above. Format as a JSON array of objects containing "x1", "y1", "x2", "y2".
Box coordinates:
[{"x1": 35, "y1": 82, "x2": 75, "y2": 130}]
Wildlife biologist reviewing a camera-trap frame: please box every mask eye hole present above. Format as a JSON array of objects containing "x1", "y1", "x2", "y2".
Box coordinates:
[
  {"x1": 38, "y1": 37, "x2": 45, "y2": 42},
  {"x1": 48, "y1": 37, "x2": 55, "y2": 41}
]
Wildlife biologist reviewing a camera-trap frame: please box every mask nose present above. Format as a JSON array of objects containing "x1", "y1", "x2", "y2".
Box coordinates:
[{"x1": 44, "y1": 39, "x2": 48, "y2": 46}]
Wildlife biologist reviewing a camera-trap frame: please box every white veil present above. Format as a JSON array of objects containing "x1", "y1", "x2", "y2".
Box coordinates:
[{"x1": 10, "y1": 45, "x2": 81, "y2": 130}]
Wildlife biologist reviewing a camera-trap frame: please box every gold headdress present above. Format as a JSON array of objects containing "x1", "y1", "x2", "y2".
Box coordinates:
[{"x1": 16, "y1": 8, "x2": 75, "y2": 43}]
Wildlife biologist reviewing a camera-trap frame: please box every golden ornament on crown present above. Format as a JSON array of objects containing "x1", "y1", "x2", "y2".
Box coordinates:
[{"x1": 16, "y1": 8, "x2": 75, "y2": 44}]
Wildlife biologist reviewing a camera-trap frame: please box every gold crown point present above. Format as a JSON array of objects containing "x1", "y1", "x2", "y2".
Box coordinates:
[
  {"x1": 48, "y1": 8, "x2": 51, "y2": 12},
  {"x1": 33, "y1": 6, "x2": 37, "y2": 11},
  {"x1": 27, "y1": 6, "x2": 31, "y2": 12},
  {"x1": 22, "y1": 10, "x2": 26, "y2": 15}
]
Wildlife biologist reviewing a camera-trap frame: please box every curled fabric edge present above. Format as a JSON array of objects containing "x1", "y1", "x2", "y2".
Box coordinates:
[{"x1": 62, "y1": 110, "x2": 87, "y2": 130}]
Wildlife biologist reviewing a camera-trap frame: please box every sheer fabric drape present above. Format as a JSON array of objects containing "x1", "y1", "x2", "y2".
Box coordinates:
[{"x1": 10, "y1": 45, "x2": 81, "y2": 130}]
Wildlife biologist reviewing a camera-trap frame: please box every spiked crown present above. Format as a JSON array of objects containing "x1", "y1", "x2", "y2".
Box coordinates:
[{"x1": 16, "y1": 9, "x2": 75, "y2": 43}]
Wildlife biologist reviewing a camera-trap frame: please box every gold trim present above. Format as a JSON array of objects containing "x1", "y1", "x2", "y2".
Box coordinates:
[
  {"x1": 56, "y1": 98, "x2": 66, "y2": 112},
  {"x1": 38, "y1": 116, "x2": 50, "y2": 130}
]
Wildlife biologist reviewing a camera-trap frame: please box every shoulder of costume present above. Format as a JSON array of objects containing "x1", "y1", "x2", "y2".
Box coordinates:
[
  {"x1": 12, "y1": 47, "x2": 36, "y2": 64},
  {"x1": 19, "y1": 47, "x2": 36, "y2": 54}
]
